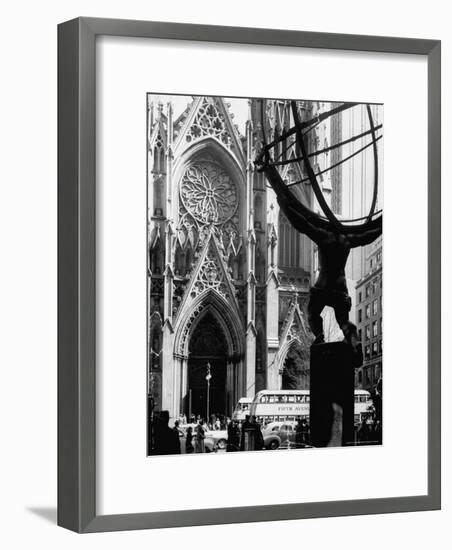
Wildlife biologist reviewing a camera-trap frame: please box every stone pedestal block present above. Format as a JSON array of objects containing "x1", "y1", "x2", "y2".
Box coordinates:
[{"x1": 309, "y1": 341, "x2": 355, "y2": 447}]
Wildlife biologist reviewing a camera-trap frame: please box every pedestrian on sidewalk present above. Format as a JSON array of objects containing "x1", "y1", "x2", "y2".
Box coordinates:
[{"x1": 195, "y1": 420, "x2": 206, "y2": 453}]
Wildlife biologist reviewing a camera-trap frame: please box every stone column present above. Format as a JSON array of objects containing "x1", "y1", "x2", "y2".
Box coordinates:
[
  {"x1": 161, "y1": 327, "x2": 175, "y2": 419},
  {"x1": 245, "y1": 323, "x2": 256, "y2": 398},
  {"x1": 226, "y1": 360, "x2": 234, "y2": 416},
  {"x1": 180, "y1": 356, "x2": 188, "y2": 416},
  {"x1": 266, "y1": 272, "x2": 280, "y2": 390}
]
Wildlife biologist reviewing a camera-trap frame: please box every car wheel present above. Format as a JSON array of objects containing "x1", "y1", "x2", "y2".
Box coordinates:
[
  {"x1": 269, "y1": 439, "x2": 279, "y2": 450},
  {"x1": 217, "y1": 439, "x2": 227, "y2": 450}
]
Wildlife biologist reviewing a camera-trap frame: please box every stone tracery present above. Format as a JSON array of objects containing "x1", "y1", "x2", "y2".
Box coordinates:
[
  {"x1": 180, "y1": 160, "x2": 238, "y2": 225},
  {"x1": 186, "y1": 98, "x2": 233, "y2": 147}
]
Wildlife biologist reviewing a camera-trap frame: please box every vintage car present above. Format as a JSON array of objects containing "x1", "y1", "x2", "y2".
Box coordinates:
[
  {"x1": 205, "y1": 429, "x2": 228, "y2": 450},
  {"x1": 262, "y1": 421, "x2": 311, "y2": 450}
]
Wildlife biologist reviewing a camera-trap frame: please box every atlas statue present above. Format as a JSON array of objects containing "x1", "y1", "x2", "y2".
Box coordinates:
[{"x1": 256, "y1": 100, "x2": 382, "y2": 357}]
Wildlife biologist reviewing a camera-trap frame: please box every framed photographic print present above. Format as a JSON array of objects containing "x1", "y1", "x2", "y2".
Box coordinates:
[{"x1": 58, "y1": 17, "x2": 441, "y2": 532}]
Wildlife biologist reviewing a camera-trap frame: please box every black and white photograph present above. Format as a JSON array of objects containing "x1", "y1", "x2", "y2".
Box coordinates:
[
  {"x1": 147, "y1": 94, "x2": 383, "y2": 456},
  {"x1": 1, "y1": 0, "x2": 446, "y2": 543}
]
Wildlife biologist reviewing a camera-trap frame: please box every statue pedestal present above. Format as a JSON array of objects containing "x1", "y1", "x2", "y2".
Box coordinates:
[{"x1": 309, "y1": 341, "x2": 356, "y2": 447}]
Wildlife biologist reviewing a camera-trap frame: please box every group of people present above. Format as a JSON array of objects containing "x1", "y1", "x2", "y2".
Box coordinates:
[
  {"x1": 177, "y1": 413, "x2": 229, "y2": 431},
  {"x1": 226, "y1": 415, "x2": 264, "y2": 452},
  {"x1": 148, "y1": 411, "x2": 182, "y2": 455},
  {"x1": 183, "y1": 420, "x2": 211, "y2": 454},
  {"x1": 356, "y1": 417, "x2": 382, "y2": 445},
  {"x1": 149, "y1": 411, "x2": 313, "y2": 455},
  {"x1": 295, "y1": 417, "x2": 310, "y2": 446},
  {"x1": 149, "y1": 412, "x2": 230, "y2": 455}
]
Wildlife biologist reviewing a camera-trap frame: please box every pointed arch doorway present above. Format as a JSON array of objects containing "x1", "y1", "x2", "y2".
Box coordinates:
[
  {"x1": 281, "y1": 341, "x2": 310, "y2": 390},
  {"x1": 187, "y1": 312, "x2": 228, "y2": 419}
]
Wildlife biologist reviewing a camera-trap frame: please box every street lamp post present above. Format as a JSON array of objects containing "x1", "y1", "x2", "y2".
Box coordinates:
[{"x1": 206, "y1": 362, "x2": 212, "y2": 422}]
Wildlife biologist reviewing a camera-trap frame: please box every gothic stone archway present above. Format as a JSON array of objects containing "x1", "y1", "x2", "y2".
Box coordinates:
[
  {"x1": 187, "y1": 312, "x2": 228, "y2": 419},
  {"x1": 281, "y1": 341, "x2": 310, "y2": 390}
]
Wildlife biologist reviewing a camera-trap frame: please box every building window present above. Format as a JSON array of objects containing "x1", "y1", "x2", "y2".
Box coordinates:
[
  {"x1": 375, "y1": 363, "x2": 381, "y2": 379},
  {"x1": 366, "y1": 304, "x2": 371, "y2": 319},
  {"x1": 358, "y1": 329, "x2": 362, "y2": 342},
  {"x1": 373, "y1": 299, "x2": 378, "y2": 315},
  {"x1": 365, "y1": 325, "x2": 370, "y2": 340},
  {"x1": 365, "y1": 345, "x2": 370, "y2": 359},
  {"x1": 358, "y1": 291, "x2": 362, "y2": 303},
  {"x1": 377, "y1": 252, "x2": 382, "y2": 263},
  {"x1": 379, "y1": 340, "x2": 383, "y2": 353},
  {"x1": 370, "y1": 259, "x2": 373, "y2": 269},
  {"x1": 372, "y1": 320, "x2": 378, "y2": 337},
  {"x1": 372, "y1": 279, "x2": 377, "y2": 294},
  {"x1": 358, "y1": 309, "x2": 362, "y2": 323},
  {"x1": 365, "y1": 284, "x2": 371, "y2": 298},
  {"x1": 372, "y1": 342, "x2": 378, "y2": 355}
]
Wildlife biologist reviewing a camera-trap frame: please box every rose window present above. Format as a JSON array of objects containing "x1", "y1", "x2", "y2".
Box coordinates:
[{"x1": 180, "y1": 161, "x2": 238, "y2": 224}]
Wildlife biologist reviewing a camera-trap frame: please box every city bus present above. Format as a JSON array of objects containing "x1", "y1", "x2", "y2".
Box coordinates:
[
  {"x1": 249, "y1": 390, "x2": 310, "y2": 425},
  {"x1": 249, "y1": 389, "x2": 373, "y2": 426},
  {"x1": 354, "y1": 389, "x2": 374, "y2": 425},
  {"x1": 232, "y1": 397, "x2": 253, "y2": 422}
]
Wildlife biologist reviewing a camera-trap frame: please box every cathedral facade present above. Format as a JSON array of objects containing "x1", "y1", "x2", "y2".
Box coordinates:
[{"x1": 147, "y1": 95, "x2": 333, "y2": 421}]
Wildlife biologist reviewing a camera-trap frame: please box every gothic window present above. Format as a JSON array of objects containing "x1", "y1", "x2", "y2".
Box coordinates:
[
  {"x1": 174, "y1": 243, "x2": 186, "y2": 276},
  {"x1": 180, "y1": 160, "x2": 238, "y2": 225},
  {"x1": 153, "y1": 177, "x2": 164, "y2": 217},
  {"x1": 152, "y1": 133, "x2": 165, "y2": 173},
  {"x1": 149, "y1": 318, "x2": 163, "y2": 372},
  {"x1": 228, "y1": 251, "x2": 241, "y2": 281},
  {"x1": 255, "y1": 237, "x2": 266, "y2": 283},
  {"x1": 150, "y1": 240, "x2": 163, "y2": 274},
  {"x1": 253, "y1": 194, "x2": 264, "y2": 230},
  {"x1": 185, "y1": 243, "x2": 194, "y2": 275},
  {"x1": 174, "y1": 241, "x2": 195, "y2": 279},
  {"x1": 278, "y1": 211, "x2": 301, "y2": 268}
]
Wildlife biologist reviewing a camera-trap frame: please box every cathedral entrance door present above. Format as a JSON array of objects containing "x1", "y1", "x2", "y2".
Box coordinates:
[{"x1": 187, "y1": 313, "x2": 227, "y2": 420}]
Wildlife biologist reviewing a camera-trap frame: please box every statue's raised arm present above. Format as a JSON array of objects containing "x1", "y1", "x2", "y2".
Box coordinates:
[{"x1": 348, "y1": 218, "x2": 382, "y2": 248}]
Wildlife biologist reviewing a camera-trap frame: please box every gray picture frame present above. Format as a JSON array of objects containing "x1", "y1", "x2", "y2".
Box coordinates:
[{"x1": 58, "y1": 16, "x2": 441, "y2": 533}]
